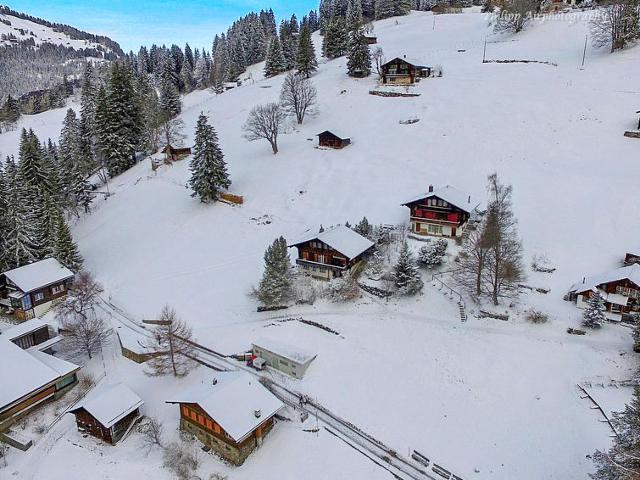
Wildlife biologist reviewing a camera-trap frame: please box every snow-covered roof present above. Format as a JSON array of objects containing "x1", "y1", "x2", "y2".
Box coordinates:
[
  {"x1": 2, "y1": 258, "x2": 74, "y2": 293},
  {"x1": 0, "y1": 318, "x2": 48, "y2": 341},
  {"x1": 0, "y1": 341, "x2": 79, "y2": 412},
  {"x1": 166, "y1": 371, "x2": 284, "y2": 443},
  {"x1": 69, "y1": 383, "x2": 143, "y2": 428},
  {"x1": 384, "y1": 55, "x2": 428, "y2": 68},
  {"x1": 569, "y1": 264, "x2": 640, "y2": 294},
  {"x1": 317, "y1": 130, "x2": 349, "y2": 140},
  {"x1": 289, "y1": 225, "x2": 374, "y2": 260},
  {"x1": 116, "y1": 327, "x2": 154, "y2": 355},
  {"x1": 402, "y1": 185, "x2": 480, "y2": 213},
  {"x1": 253, "y1": 337, "x2": 317, "y2": 366}
]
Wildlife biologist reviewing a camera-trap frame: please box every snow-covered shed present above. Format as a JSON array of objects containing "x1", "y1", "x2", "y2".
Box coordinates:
[
  {"x1": 166, "y1": 371, "x2": 284, "y2": 465},
  {"x1": 0, "y1": 258, "x2": 74, "y2": 321},
  {"x1": 116, "y1": 326, "x2": 160, "y2": 364},
  {"x1": 317, "y1": 130, "x2": 351, "y2": 149},
  {"x1": 68, "y1": 383, "x2": 143, "y2": 445},
  {"x1": 568, "y1": 264, "x2": 640, "y2": 321},
  {"x1": 0, "y1": 318, "x2": 60, "y2": 352},
  {"x1": 252, "y1": 337, "x2": 317, "y2": 379},
  {"x1": 402, "y1": 184, "x2": 481, "y2": 238},
  {"x1": 0, "y1": 339, "x2": 79, "y2": 426},
  {"x1": 289, "y1": 225, "x2": 375, "y2": 280}
]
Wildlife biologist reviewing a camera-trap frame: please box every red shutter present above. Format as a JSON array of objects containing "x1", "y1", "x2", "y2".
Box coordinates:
[{"x1": 448, "y1": 213, "x2": 458, "y2": 222}]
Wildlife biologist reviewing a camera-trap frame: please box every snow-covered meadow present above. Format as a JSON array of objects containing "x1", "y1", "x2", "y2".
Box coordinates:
[{"x1": 2, "y1": 8, "x2": 639, "y2": 480}]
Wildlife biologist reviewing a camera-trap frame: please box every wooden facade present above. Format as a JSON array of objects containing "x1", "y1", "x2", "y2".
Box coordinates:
[
  {"x1": 71, "y1": 407, "x2": 140, "y2": 445},
  {"x1": 317, "y1": 131, "x2": 351, "y2": 149},
  {"x1": 403, "y1": 187, "x2": 473, "y2": 238},
  {"x1": 10, "y1": 324, "x2": 51, "y2": 350},
  {"x1": 178, "y1": 402, "x2": 274, "y2": 465},
  {"x1": 162, "y1": 144, "x2": 192, "y2": 162},
  {"x1": 292, "y1": 240, "x2": 366, "y2": 280},
  {"x1": 625, "y1": 252, "x2": 640, "y2": 266},
  {"x1": 381, "y1": 58, "x2": 431, "y2": 85},
  {"x1": 364, "y1": 35, "x2": 377, "y2": 44},
  {"x1": 574, "y1": 278, "x2": 640, "y2": 320}
]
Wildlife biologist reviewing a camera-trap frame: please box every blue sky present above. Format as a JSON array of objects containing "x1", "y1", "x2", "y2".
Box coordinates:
[{"x1": 7, "y1": 0, "x2": 318, "y2": 52}]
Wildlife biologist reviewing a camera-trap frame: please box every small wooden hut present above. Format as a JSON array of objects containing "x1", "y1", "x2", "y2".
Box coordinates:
[
  {"x1": 161, "y1": 145, "x2": 192, "y2": 162},
  {"x1": 317, "y1": 131, "x2": 351, "y2": 149},
  {"x1": 364, "y1": 35, "x2": 377, "y2": 44}
]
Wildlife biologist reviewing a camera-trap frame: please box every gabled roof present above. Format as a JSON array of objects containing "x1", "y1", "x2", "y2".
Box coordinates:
[
  {"x1": 316, "y1": 130, "x2": 349, "y2": 140},
  {"x1": 2, "y1": 258, "x2": 74, "y2": 294},
  {"x1": 289, "y1": 225, "x2": 375, "y2": 260},
  {"x1": 402, "y1": 185, "x2": 480, "y2": 213},
  {"x1": 0, "y1": 318, "x2": 48, "y2": 341},
  {"x1": 383, "y1": 56, "x2": 428, "y2": 68},
  {"x1": 569, "y1": 264, "x2": 640, "y2": 294},
  {"x1": 166, "y1": 371, "x2": 283, "y2": 443},
  {"x1": 0, "y1": 340, "x2": 79, "y2": 412},
  {"x1": 253, "y1": 337, "x2": 317, "y2": 366},
  {"x1": 68, "y1": 383, "x2": 143, "y2": 428}
]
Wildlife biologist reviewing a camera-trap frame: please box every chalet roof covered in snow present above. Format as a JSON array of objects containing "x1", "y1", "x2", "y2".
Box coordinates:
[
  {"x1": 0, "y1": 340, "x2": 79, "y2": 412},
  {"x1": 0, "y1": 318, "x2": 48, "y2": 341},
  {"x1": 383, "y1": 55, "x2": 428, "y2": 68},
  {"x1": 69, "y1": 383, "x2": 143, "y2": 428},
  {"x1": 166, "y1": 371, "x2": 283, "y2": 443},
  {"x1": 569, "y1": 264, "x2": 640, "y2": 294},
  {"x1": 316, "y1": 130, "x2": 349, "y2": 140},
  {"x1": 2, "y1": 258, "x2": 74, "y2": 293},
  {"x1": 289, "y1": 225, "x2": 374, "y2": 260},
  {"x1": 253, "y1": 337, "x2": 317, "y2": 365},
  {"x1": 402, "y1": 185, "x2": 481, "y2": 213}
]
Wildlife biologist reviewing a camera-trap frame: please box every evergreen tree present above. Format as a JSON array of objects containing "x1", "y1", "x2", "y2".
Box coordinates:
[
  {"x1": 395, "y1": 0, "x2": 413, "y2": 15},
  {"x1": 159, "y1": 57, "x2": 182, "y2": 118},
  {"x1": 257, "y1": 236, "x2": 294, "y2": 306},
  {"x1": 346, "y1": 0, "x2": 364, "y2": 32},
  {"x1": 79, "y1": 62, "x2": 97, "y2": 169},
  {"x1": 582, "y1": 291, "x2": 606, "y2": 329},
  {"x1": 323, "y1": 17, "x2": 349, "y2": 58},
  {"x1": 375, "y1": 0, "x2": 396, "y2": 19},
  {"x1": 354, "y1": 216, "x2": 371, "y2": 238},
  {"x1": 188, "y1": 113, "x2": 231, "y2": 203},
  {"x1": 347, "y1": 28, "x2": 372, "y2": 77},
  {"x1": 264, "y1": 36, "x2": 286, "y2": 77},
  {"x1": 394, "y1": 240, "x2": 424, "y2": 295},
  {"x1": 296, "y1": 24, "x2": 318, "y2": 77},
  {"x1": 53, "y1": 211, "x2": 84, "y2": 272},
  {"x1": 0, "y1": 163, "x2": 9, "y2": 271}
]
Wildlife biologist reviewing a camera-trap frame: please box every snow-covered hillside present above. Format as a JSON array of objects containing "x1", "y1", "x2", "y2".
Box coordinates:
[
  {"x1": 2, "y1": 9, "x2": 639, "y2": 480},
  {"x1": 0, "y1": 9, "x2": 112, "y2": 51}
]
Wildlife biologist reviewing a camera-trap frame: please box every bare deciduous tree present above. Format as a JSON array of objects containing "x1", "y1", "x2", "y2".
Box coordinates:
[
  {"x1": 162, "y1": 115, "x2": 186, "y2": 148},
  {"x1": 141, "y1": 305, "x2": 194, "y2": 377},
  {"x1": 494, "y1": 0, "x2": 538, "y2": 33},
  {"x1": 590, "y1": 0, "x2": 640, "y2": 53},
  {"x1": 279, "y1": 73, "x2": 317, "y2": 125},
  {"x1": 56, "y1": 272, "x2": 109, "y2": 359},
  {"x1": 242, "y1": 102, "x2": 286, "y2": 154},
  {"x1": 372, "y1": 47, "x2": 386, "y2": 79},
  {"x1": 139, "y1": 416, "x2": 165, "y2": 452}
]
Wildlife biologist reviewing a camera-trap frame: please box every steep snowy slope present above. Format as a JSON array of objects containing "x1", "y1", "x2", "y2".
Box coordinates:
[{"x1": 2, "y1": 10, "x2": 639, "y2": 480}]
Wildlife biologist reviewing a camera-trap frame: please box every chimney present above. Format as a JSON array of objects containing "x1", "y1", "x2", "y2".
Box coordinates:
[
  {"x1": 254, "y1": 409, "x2": 262, "y2": 418},
  {"x1": 428, "y1": 184, "x2": 433, "y2": 193},
  {"x1": 403, "y1": 54, "x2": 407, "y2": 59},
  {"x1": 582, "y1": 277, "x2": 585, "y2": 284}
]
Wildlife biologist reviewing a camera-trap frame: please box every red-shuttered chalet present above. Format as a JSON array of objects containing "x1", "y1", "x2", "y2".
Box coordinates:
[{"x1": 402, "y1": 184, "x2": 480, "y2": 238}]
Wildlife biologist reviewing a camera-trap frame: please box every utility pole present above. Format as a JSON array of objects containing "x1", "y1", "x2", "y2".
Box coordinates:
[
  {"x1": 580, "y1": 34, "x2": 587, "y2": 69},
  {"x1": 483, "y1": 36, "x2": 487, "y2": 63},
  {"x1": 432, "y1": 14, "x2": 436, "y2": 30}
]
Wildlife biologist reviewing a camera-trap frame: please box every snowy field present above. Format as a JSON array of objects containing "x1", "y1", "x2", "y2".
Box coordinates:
[{"x1": 2, "y1": 9, "x2": 640, "y2": 480}]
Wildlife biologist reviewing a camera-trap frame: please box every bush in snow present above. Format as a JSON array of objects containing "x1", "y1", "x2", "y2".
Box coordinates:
[
  {"x1": 293, "y1": 274, "x2": 319, "y2": 305},
  {"x1": 326, "y1": 272, "x2": 360, "y2": 302},
  {"x1": 525, "y1": 309, "x2": 549, "y2": 324},
  {"x1": 365, "y1": 250, "x2": 385, "y2": 280},
  {"x1": 394, "y1": 240, "x2": 423, "y2": 295},
  {"x1": 163, "y1": 442, "x2": 200, "y2": 480},
  {"x1": 582, "y1": 291, "x2": 606, "y2": 329},
  {"x1": 419, "y1": 239, "x2": 448, "y2": 267}
]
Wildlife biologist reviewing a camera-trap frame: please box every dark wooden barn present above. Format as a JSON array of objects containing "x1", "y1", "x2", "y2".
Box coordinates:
[
  {"x1": 364, "y1": 35, "x2": 377, "y2": 44},
  {"x1": 161, "y1": 144, "x2": 192, "y2": 162},
  {"x1": 317, "y1": 131, "x2": 351, "y2": 149},
  {"x1": 68, "y1": 383, "x2": 143, "y2": 445}
]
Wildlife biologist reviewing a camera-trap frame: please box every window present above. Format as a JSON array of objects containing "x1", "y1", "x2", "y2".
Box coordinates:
[
  {"x1": 51, "y1": 284, "x2": 65, "y2": 295},
  {"x1": 190, "y1": 410, "x2": 198, "y2": 421},
  {"x1": 428, "y1": 224, "x2": 443, "y2": 235},
  {"x1": 33, "y1": 292, "x2": 45, "y2": 302},
  {"x1": 182, "y1": 406, "x2": 190, "y2": 417}
]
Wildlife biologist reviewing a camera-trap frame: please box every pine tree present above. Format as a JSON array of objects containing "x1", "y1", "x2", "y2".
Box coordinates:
[
  {"x1": 0, "y1": 162, "x2": 9, "y2": 271},
  {"x1": 323, "y1": 17, "x2": 349, "y2": 58},
  {"x1": 347, "y1": 28, "x2": 372, "y2": 77},
  {"x1": 296, "y1": 24, "x2": 318, "y2": 77},
  {"x1": 375, "y1": 0, "x2": 396, "y2": 19},
  {"x1": 53, "y1": 212, "x2": 84, "y2": 272},
  {"x1": 79, "y1": 62, "x2": 97, "y2": 169},
  {"x1": 394, "y1": 240, "x2": 424, "y2": 295},
  {"x1": 159, "y1": 58, "x2": 182, "y2": 118},
  {"x1": 354, "y1": 216, "x2": 371, "y2": 238},
  {"x1": 257, "y1": 237, "x2": 294, "y2": 306},
  {"x1": 582, "y1": 290, "x2": 606, "y2": 329},
  {"x1": 346, "y1": 0, "x2": 364, "y2": 32},
  {"x1": 395, "y1": 0, "x2": 413, "y2": 16},
  {"x1": 188, "y1": 113, "x2": 231, "y2": 203},
  {"x1": 264, "y1": 36, "x2": 286, "y2": 77}
]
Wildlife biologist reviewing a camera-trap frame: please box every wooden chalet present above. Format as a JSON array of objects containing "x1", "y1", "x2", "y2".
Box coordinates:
[
  {"x1": 161, "y1": 144, "x2": 192, "y2": 162},
  {"x1": 166, "y1": 372, "x2": 284, "y2": 465},
  {"x1": 317, "y1": 131, "x2": 351, "y2": 149},
  {"x1": 0, "y1": 258, "x2": 74, "y2": 321},
  {"x1": 568, "y1": 264, "x2": 640, "y2": 321},
  {"x1": 289, "y1": 225, "x2": 374, "y2": 280},
  {"x1": 402, "y1": 185, "x2": 480, "y2": 238},
  {"x1": 0, "y1": 339, "x2": 79, "y2": 430},
  {"x1": 381, "y1": 57, "x2": 431, "y2": 85},
  {"x1": 364, "y1": 35, "x2": 378, "y2": 44},
  {"x1": 0, "y1": 318, "x2": 61, "y2": 353},
  {"x1": 68, "y1": 383, "x2": 143, "y2": 445},
  {"x1": 625, "y1": 252, "x2": 640, "y2": 266}
]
